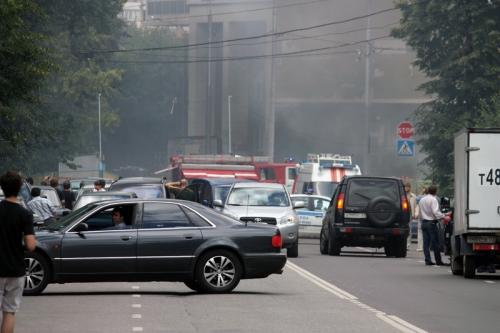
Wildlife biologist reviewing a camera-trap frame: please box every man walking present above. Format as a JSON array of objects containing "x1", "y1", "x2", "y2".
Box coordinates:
[
  {"x1": 418, "y1": 184, "x2": 445, "y2": 266},
  {"x1": 0, "y1": 171, "x2": 36, "y2": 333}
]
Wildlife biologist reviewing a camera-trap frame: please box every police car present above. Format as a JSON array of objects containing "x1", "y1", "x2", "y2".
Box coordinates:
[{"x1": 290, "y1": 194, "x2": 331, "y2": 238}]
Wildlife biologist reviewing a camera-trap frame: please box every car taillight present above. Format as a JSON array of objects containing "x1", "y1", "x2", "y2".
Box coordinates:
[
  {"x1": 336, "y1": 192, "x2": 344, "y2": 210},
  {"x1": 272, "y1": 232, "x2": 282, "y2": 248},
  {"x1": 401, "y1": 195, "x2": 409, "y2": 213},
  {"x1": 473, "y1": 243, "x2": 500, "y2": 251}
]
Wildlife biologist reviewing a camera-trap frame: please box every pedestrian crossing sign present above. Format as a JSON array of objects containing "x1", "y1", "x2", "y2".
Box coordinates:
[{"x1": 396, "y1": 139, "x2": 415, "y2": 157}]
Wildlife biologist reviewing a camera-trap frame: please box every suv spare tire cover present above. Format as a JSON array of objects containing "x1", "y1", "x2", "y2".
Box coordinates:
[{"x1": 366, "y1": 196, "x2": 398, "y2": 227}]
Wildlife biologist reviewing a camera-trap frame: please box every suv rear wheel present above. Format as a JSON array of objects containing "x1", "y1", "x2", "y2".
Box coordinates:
[
  {"x1": 327, "y1": 228, "x2": 341, "y2": 256},
  {"x1": 384, "y1": 237, "x2": 407, "y2": 258},
  {"x1": 319, "y1": 225, "x2": 329, "y2": 255}
]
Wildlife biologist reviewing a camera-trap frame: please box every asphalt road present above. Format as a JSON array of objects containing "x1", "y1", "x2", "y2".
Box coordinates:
[
  {"x1": 291, "y1": 239, "x2": 500, "y2": 333},
  {"x1": 15, "y1": 240, "x2": 500, "y2": 333}
]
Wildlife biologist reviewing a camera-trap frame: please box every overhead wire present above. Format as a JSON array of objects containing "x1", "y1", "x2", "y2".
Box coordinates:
[
  {"x1": 84, "y1": 7, "x2": 398, "y2": 55},
  {"x1": 107, "y1": 35, "x2": 391, "y2": 65}
]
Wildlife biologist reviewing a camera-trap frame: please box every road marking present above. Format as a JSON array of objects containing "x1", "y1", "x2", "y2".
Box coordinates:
[
  {"x1": 132, "y1": 304, "x2": 142, "y2": 308},
  {"x1": 132, "y1": 327, "x2": 143, "y2": 332},
  {"x1": 485, "y1": 280, "x2": 495, "y2": 284},
  {"x1": 288, "y1": 262, "x2": 428, "y2": 333},
  {"x1": 131, "y1": 286, "x2": 140, "y2": 290},
  {"x1": 287, "y1": 262, "x2": 357, "y2": 300},
  {"x1": 132, "y1": 294, "x2": 141, "y2": 298},
  {"x1": 132, "y1": 314, "x2": 142, "y2": 319}
]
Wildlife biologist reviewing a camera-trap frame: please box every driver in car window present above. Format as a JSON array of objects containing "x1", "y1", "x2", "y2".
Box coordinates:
[{"x1": 111, "y1": 208, "x2": 127, "y2": 229}]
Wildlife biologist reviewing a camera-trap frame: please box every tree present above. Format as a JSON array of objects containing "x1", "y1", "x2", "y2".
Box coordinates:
[
  {"x1": 0, "y1": 1, "x2": 52, "y2": 168},
  {"x1": 392, "y1": 0, "x2": 500, "y2": 195},
  {"x1": 0, "y1": 0, "x2": 126, "y2": 174}
]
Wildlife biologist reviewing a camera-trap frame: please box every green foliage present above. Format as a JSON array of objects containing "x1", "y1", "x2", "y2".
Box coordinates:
[
  {"x1": 0, "y1": 0, "x2": 126, "y2": 174},
  {"x1": 392, "y1": 0, "x2": 500, "y2": 195}
]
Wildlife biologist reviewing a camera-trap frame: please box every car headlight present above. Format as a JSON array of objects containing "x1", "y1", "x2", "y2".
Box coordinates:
[{"x1": 280, "y1": 215, "x2": 296, "y2": 224}]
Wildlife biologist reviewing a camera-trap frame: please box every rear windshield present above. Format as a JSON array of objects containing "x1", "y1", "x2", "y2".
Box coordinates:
[
  {"x1": 74, "y1": 194, "x2": 131, "y2": 210},
  {"x1": 110, "y1": 184, "x2": 163, "y2": 199},
  {"x1": 346, "y1": 179, "x2": 399, "y2": 207}
]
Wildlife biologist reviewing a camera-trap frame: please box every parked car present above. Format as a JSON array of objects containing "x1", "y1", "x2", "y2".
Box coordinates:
[
  {"x1": 188, "y1": 178, "x2": 252, "y2": 208},
  {"x1": 37, "y1": 186, "x2": 71, "y2": 217},
  {"x1": 290, "y1": 194, "x2": 331, "y2": 238},
  {"x1": 320, "y1": 176, "x2": 410, "y2": 257},
  {"x1": 108, "y1": 177, "x2": 168, "y2": 199},
  {"x1": 24, "y1": 199, "x2": 286, "y2": 295},
  {"x1": 214, "y1": 182, "x2": 304, "y2": 258},
  {"x1": 73, "y1": 191, "x2": 137, "y2": 210}
]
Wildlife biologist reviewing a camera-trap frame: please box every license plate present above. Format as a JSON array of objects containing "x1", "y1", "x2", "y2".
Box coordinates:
[{"x1": 344, "y1": 213, "x2": 366, "y2": 219}]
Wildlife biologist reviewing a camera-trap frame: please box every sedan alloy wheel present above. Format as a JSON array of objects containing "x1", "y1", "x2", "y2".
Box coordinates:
[
  {"x1": 24, "y1": 252, "x2": 50, "y2": 295},
  {"x1": 196, "y1": 250, "x2": 242, "y2": 293}
]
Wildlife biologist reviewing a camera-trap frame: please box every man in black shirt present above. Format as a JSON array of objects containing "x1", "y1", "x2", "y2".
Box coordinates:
[
  {"x1": 62, "y1": 181, "x2": 75, "y2": 210},
  {"x1": 0, "y1": 171, "x2": 36, "y2": 333}
]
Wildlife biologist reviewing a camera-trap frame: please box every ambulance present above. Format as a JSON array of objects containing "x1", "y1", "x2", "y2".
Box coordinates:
[{"x1": 292, "y1": 153, "x2": 362, "y2": 197}]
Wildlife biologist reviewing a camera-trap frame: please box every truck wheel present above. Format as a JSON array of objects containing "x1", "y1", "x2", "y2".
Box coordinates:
[
  {"x1": 451, "y1": 255, "x2": 463, "y2": 275},
  {"x1": 463, "y1": 255, "x2": 476, "y2": 279}
]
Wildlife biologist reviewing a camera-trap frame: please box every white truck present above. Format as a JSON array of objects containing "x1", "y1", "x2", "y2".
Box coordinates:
[{"x1": 451, "y1": 128, "x2": 500, "y2": 278}]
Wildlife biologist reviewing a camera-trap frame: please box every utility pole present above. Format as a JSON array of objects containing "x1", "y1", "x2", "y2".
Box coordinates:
[
  {"x1": 228, "y1": 95, "x2": 232, "y2": 154},
  {"x1": 98, "y1": 92, "x2": 103, "y2": 177},
  {"x1": 268, "y1": 0, "x2": 277, "y2": 160},
  {"x1": 205, "y1": 0, "x2": 213, "y2": 153},
  {"x1": 363, "y1": 2, "x2": 372, "y2": 175}
]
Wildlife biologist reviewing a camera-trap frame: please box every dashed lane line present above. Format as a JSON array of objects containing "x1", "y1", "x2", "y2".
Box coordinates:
[
  {"x1": 132, "y1": 327, "x2": 143, "y2": 332},
  {"x1": 485, "y1": 280, "x2": 495, "y2": 284},
  {"x1": 287, "y1": 262, "x2": 428, "y2": 333},
  {"x1": 132, "y1": 314, "x2": 142, "y2": 319}
]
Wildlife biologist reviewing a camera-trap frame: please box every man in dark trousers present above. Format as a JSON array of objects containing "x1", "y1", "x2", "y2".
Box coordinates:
[
  {"x1": 0, "y1": 171, "x2": 36, "y2": 333},
  {"x1": 418, "y1": 184, "x2": 448, "y2": 266}
]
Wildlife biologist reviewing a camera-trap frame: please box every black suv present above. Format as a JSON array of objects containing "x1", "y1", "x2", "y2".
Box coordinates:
[{"x1": 320, "y1": 176, "x2": 410, "y2": 257}]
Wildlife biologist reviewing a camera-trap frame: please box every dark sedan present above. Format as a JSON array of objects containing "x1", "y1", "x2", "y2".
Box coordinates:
[{"x1": 24, "y1": 199, "x2": 286, "y2": 295}]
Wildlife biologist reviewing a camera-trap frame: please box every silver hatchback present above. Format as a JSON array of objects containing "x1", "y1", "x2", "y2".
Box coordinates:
[{"x1": 214, "y1": 182, "x2": 304, "y2": 257}]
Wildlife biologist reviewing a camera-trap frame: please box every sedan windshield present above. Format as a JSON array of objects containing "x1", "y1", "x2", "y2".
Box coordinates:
[
  {"x1": 227, "y1": 188, "x2": 289, "y2": 207},
  {"x1": 45, "y1": 204, "x2": 96, "y2": 231}
]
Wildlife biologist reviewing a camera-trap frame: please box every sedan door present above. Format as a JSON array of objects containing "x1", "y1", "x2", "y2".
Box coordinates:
[
  {"x1": 137, "y1": 202, "x2": 204, "y2": 275},
  {"x1": 60, "y1": 204, "x2": 138, "y2": 276}
]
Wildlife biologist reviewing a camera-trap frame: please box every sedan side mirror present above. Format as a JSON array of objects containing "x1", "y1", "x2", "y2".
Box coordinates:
[
  {"x1": 73, "y1": 223, "x2": 88, "y2": 233},
  {"x1": 213, "y1": 200, "x2": 223, "y2": 207},
  {"x1": 293, "y1": 201, "x2": 305, "y2": 209}
]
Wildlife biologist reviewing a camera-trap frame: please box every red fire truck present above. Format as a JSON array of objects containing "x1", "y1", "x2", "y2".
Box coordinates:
[{"x1": 165, "y1": 155, "x2": 297, "y2": 191}]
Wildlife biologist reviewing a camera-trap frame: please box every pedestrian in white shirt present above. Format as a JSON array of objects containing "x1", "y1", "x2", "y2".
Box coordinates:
[
  {"x1": 403, "y1": 182, "x2": 419, "y2": 249},
  {"x1": 418, "y1": 185, "x2": 445, "y2": 266}
]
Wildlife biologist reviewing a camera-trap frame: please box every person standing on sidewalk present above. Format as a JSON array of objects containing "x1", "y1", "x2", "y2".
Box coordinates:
[
  {"x1": 0, "y1": 171, "x2": 36, "y2": 333},
  {"x1": 403, "y1": 182, "x2": 419, "y2": 249},
  {"x1": 418, "y1": 184, "x2": 445, "y2": 265}
]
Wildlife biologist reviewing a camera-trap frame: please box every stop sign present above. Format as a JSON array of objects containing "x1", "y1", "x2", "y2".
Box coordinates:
[{"x1": 397, "y1": 121, "x2": 414, "y2": 139}]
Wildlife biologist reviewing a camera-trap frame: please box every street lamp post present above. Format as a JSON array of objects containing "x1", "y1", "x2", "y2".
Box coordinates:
[{"x1": 98, "y1": 92, "x2": 103, "y2": 177}]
